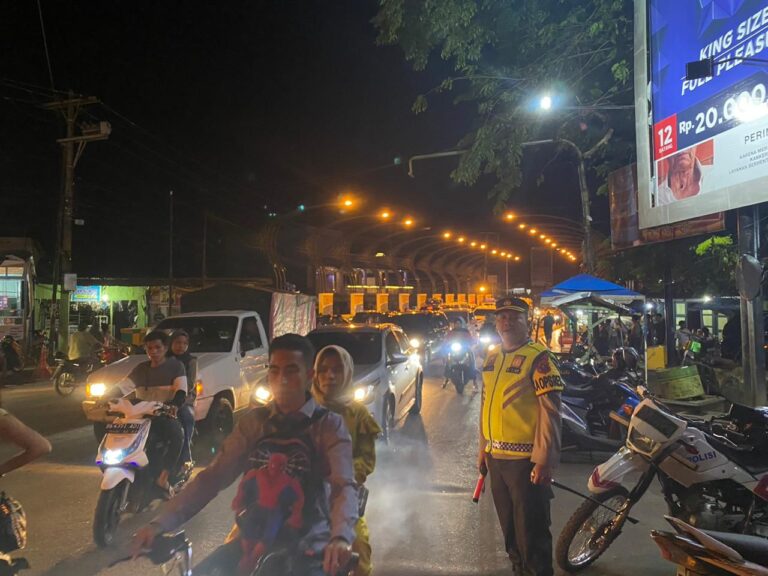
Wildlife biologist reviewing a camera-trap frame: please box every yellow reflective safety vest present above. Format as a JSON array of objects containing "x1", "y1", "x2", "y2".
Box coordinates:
[{"x1": 481, "y1": 341, "x2": 552, "y2": 459}]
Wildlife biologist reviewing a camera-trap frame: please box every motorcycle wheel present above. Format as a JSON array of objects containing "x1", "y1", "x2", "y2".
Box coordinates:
[
  {"x1": 555, "y1": 486, "x2": 629, "y2": 572},
  {"x1": 93, "y1": 480, "x2": 129, "y2": 548},
  {"x1": 453, "y1": 369, "x2": 465, "y2": 395},
  {"x1": 54, "y1": 372, "x2": 77, "y2": 396}
]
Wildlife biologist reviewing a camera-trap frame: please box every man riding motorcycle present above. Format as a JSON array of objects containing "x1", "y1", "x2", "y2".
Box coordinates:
[
  {"x1": 131, "y1": 333, "x2": 358, "y2": 576},
  {"x1": 444, "y1": 320, "x2": 477, "y2": 386},
  {"x1": 113, "y1": 330, "x2": 187, "y2": 493}
]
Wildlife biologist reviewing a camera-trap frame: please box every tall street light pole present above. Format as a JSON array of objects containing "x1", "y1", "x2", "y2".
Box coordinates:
[{"x1": 522, "y1": 138, "x2": 595, "y2": 275}]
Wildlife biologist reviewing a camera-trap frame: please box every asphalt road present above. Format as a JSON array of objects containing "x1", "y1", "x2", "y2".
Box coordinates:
[{"x1": 0, "y1": 368, "x2": 673, "y2": 576}]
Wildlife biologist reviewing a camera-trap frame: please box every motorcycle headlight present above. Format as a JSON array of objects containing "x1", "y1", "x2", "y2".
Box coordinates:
[
  {"x1": 253, "y1": 385, "x2": 272, "y2": 404},
  {"x1": 480, "y1": 336, "x2": 491, "y2": 344},
  {"x1": 450, "y1": 342, "x2": 463, "y2": 353},
  {"x1": 629, "y1": 428, "x2": 659, "y2": 455},
  {"x1": 353, "y1": 385, "x2": 375, "y2": 404},
  {"x1": 86, "y1": 383, "x2": 107, "y2": 398},
  {"x1": 103, "y1": 449, "x2": 125, "y2": 466},
  {"x1": 409, "y1": 338, "x2": 421, "y2": 349}
]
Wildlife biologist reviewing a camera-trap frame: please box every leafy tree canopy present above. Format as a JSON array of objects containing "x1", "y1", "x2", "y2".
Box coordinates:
[{"x1": 374, "y1": 0, "x2": 636, "y2": 208}]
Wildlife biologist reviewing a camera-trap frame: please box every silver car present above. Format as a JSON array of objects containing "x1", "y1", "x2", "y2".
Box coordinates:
[{"x1": 307, "y1": 323, "x2": 423, "y2": 441}]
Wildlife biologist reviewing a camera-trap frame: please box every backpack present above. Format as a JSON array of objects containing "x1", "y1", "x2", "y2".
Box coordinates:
[{"x1": 0, "y1": 493, "x2": 26, "y2": 553}]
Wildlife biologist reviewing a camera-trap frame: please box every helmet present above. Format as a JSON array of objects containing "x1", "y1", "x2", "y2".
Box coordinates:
[{"x1": 612, "y1": 347, "x2": 640, "y2": 371}]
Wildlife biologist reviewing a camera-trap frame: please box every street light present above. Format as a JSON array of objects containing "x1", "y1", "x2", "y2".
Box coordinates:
[
  {"x1": 539, "y1": 94, "x2": 553, "y2": 110},
  {"x1": 443, "y1": 231, "x2": 452, "y2": 239},
  {"x1": 403, "y1": 217, "x2": 414, "y2": 227}
]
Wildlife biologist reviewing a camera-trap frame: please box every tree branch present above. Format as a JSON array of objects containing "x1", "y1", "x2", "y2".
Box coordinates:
[{"x1": 584, "y1": 128, "x2": 614, "y2": 159}]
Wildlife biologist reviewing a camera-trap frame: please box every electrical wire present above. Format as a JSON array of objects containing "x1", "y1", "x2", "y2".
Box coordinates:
[{"x1": 34, "y1": 0, "x2": 56, "y2": 91}]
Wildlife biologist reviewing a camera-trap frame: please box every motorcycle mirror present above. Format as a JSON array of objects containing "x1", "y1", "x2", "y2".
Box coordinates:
[{"x1": 737, "y1": 254, "x2": 762, "y2": 300}]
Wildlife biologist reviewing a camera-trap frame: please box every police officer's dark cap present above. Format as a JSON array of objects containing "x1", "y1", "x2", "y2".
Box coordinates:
[{"x1": 495, "y1": 297, "x2": 529, "y2": 313}]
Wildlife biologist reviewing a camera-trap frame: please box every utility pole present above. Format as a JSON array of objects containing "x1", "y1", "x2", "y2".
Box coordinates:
[
  {"x1": 169, "y1": 190, "x2": 174, "y2": 316},
  {"x1": 201, "y1": 209, "x2": 208, "y2": 288},
  {"x1": 737, "y1": 207, "x2": 766, "y2": 406},
  {"x1": 43, "y1": 93, "x2": 110, "y2": 353},
  {"x1": 522, "y1": 138, "x2": 600, "y2": 275}
]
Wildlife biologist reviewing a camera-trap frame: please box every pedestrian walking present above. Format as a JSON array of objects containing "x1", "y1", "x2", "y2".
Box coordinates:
[
  {"x1": 542, "y1": 312, "x2": 555, "y2": 348},
  {"x1": 478, "y1": 297, "x2": 563, "y2": 576}
]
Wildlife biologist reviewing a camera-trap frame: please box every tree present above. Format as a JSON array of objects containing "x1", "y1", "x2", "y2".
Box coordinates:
[
  {"x1": 374, "y1": 0, "x2": 635, "y2": 209},
  {"x1": 595, "y1": 235, "x2": 738, "y2": 297}
]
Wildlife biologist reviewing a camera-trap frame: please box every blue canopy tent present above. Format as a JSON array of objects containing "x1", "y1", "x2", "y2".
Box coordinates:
[{"x1": 539, "y1": 274, "x2": 644, "y2": 306}]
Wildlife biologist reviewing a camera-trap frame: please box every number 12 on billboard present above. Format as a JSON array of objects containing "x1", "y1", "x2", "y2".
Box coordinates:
[{"x1": 655, "y1": 114, "x2": 678, "y2": 159}]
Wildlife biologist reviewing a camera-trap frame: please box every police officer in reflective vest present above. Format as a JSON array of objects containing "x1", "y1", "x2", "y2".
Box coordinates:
[{"x1": 478, "y1": 297, "x2": 563, "y2": 576}]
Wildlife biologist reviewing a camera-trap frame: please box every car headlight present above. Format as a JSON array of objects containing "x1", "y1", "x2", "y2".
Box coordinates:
[
  {"x1": 353, "y1": 385, "x2": 375, "y2": 404},
  {"x1": 488, "y1": 344, "x2": 497, "y2": 352},
  {"x1": 450, "y1": 342, "x2": 463, "y2": 353},
  {"x1": 409, "y1": 338, "x2": 421, "y2": 349},
  {"x1": 628, "y1": 428, "x2": 659, "y2": 455},
  {"x1": 253, "y1": 385, "x2": 272, "y2": 404},
  {"x1": 480, "y1": 335, "x2": 491, "y2": 344},
  {"x1": 102, "y1": 449, "x2": 125, "y2": 466},
  {"x1": 86, "y1": 383, "x2": 107, "y2": 398}
]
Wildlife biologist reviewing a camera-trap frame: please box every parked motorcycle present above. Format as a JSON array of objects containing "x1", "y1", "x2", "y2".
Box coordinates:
[
  {"x1": 556, "y1": 392, "x2": 768, "y2": 572},
  {"x1": 559, "y1": 348, "x2": 643, "y2": 452},
  {"x1": 111, "y1": 531, "x2": 360, "y2": 576},
  {"x1": 651, "y1": 515, "x2": 768, "y2": 575},
  {"x1": 93, "y1": 398, "x2": 190, "y2": 547},
  {"x1": 0, "y1": 336, "x2": 23, "y2": 373},
  {"x1": 560, "y1": 378, "x2": 641, "y2": 452},
  {"x1": 443, "y1": 340, "x2": 476, "y2": 394},
  {"x1": 51, "y1": 352, "x2": 102, "y2": 396}
]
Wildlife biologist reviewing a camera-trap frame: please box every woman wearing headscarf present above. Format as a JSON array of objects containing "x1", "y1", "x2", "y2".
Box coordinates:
[
  {"x1": 312, "y1": 345, "x2": 381, "y2": 576},
  {"x1": 167, "y1": 330, "x2": 196, "y2": 470}
]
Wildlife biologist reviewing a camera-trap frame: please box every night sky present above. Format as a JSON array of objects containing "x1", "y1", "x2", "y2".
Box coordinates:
[{"x1": 1, "y1": 1, "x2": 587, "y2": 283}]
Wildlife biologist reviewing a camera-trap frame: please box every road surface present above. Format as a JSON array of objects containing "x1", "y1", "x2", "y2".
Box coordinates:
[{"x1": 0, "y1": 367, "x2": 672, "y2": 575}]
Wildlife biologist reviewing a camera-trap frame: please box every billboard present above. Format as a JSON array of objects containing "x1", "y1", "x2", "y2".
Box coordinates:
[
  {"x1": 609, "y1": 164, "x2": 725, "y2": 249},
  {"x1": 636, "y1": 0, "x2": 768, "y2": 228}
]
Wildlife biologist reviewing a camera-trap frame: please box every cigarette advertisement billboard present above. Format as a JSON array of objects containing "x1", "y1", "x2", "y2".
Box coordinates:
[{"x1": 635, "y1": 0, "x2": 768, "y2": 228}]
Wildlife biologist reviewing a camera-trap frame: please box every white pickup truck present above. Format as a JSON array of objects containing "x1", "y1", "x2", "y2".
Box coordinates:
[{"x1": 82, "y1": 310, "x2": 269, "y2": 445}]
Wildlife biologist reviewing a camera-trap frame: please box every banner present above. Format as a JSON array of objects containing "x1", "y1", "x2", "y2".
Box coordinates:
[
  {"x1": 457, "y1": 293, "x2": 467, "y2": 303},
  {"x1": 398, "y1": 293, "x2": 410, "y2": 312},
  {"x1": 636, "y1": 0, "x2": 768, "y2": 228},
  {"x1": 416, "y1": 293, "x2": 427, "y2": 309},
  {"x1": 468, "y1": 294, "x2": 477, "y2": 306},
  {"x1": 317, "y1": 293, "x2": 333, "y2": 315},
  {"x1": 445, "y1": 293, "x2": 455, "y2": 304},
  {"x1": 609, "y1": 164, "x2": 725, "y2": 250},
  {"x1": 71, "y1": 285, "x2": 101, "y2": 302},
  {"x1": 349, "y1": 293, "x2": 364, "y2": 315}
]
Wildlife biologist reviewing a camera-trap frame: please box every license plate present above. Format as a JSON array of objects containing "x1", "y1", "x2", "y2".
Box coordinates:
[{"x1": 105, "y1": 423, "x2": 142, "y2": 434}]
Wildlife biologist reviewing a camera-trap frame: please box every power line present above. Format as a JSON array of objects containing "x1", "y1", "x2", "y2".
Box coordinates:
[{"x1": 34, "y1": 0, "x2": 56, "y2": 91}]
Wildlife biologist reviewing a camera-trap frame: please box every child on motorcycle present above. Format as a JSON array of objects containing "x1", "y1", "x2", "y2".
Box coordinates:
[
  {"x1": 312, "y1": 345, "x2": 380, "y2": 576},
  {"x1": 166, "y1": 330, "x2": 196, "y2": 471}
]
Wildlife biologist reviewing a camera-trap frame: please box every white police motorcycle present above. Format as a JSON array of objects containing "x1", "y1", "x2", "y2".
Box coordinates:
[{"x1": 556, "y1": 390, "x2": 768, "y2": 572}]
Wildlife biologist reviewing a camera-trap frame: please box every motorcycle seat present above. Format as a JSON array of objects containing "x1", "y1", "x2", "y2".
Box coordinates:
[
  {"x1": 563, "y1": 382, "x2": 602, "y2": 399},
  {"x1": 699, "y1": 529, "x2": 768, "y2": 566},
  {"x1": 708, "y1": 437, "x2": 768, "y2": 475}
]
